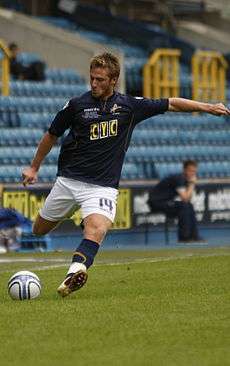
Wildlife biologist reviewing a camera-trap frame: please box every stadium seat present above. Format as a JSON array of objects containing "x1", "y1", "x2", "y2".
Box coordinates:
[
  {"x1": 45, "y1": 68, "x2": 85, "y2": 84},
  {"x1": 18, "y1": 113, "x2": 55, "y2": 129},
  {"x1": 0, "y1": 128, "x2": 44, "y2": 146},
  {"x1": 0, "y1": 164, "x2": 57, "y2": 183},
  {"x1": 0, "y1": 96, "x2": 66, "y2": 113},
  {"x1": 10, "y1": 81, "x2": 87, "y2": 98},
  {"x1": 155, "y1": 163, "x2": 181, "y2": 179},
  {"x1": 121, "y1": 163, "x2": 144, "y2": 180},
  {"x1": 0, "y1": 146, "x2": 60, "y2": 165}
]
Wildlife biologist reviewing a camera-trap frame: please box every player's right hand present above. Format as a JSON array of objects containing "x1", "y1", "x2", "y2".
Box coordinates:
[
  {"x1": 210, "y1": 103, "x2": 230, "y2": 116},
  {"x1": 22, "y1": 167, "x2": 38, "y2": 187}
]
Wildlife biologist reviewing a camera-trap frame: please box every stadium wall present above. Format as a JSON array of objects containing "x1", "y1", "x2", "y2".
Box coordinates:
[
  {"x1": 0, "y1": 7, "x2": 125, "y2": 92},
  {"x1": 1, "y1": 181, "x2": 230, "y2": 249}
]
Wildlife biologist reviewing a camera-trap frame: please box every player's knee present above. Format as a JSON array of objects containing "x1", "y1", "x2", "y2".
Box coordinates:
[{"x1": 84, "y1": 222, "x2": 108, "y2": 243}]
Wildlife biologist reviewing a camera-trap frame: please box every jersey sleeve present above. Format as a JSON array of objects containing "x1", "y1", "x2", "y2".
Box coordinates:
[
  {"x1": 48, "y1": 100, "x2": 74, "y2": 137},
  {"x1": 130, "y1": 97, "x2": 169, "y2": 124}
]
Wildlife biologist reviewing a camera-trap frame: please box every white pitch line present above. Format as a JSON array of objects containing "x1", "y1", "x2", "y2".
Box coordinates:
[
  {"x1": 0, "y1": 252, "x2": 229, "y2": 273},
  {"x1": 0, "y1": 258, "x2": 67, "y2": 263}
]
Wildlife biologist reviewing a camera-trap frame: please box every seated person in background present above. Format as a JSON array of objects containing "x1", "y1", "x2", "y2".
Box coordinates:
[
  {"x1": 8, "y1": 42, "x2": 46, "y2": 81},
  {"x1": 148, "y1": 160, "x2": 204, "y2": 243},
  {"x1": 0, "y1": 208, "x2": 31, "y2": 252}
]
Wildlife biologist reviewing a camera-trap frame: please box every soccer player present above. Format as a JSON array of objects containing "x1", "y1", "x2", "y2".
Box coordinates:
[
  {"x1": 22, "y1": 52, "x2": 230, "y2": 297},
  {"x1": 148, "y1": 160, "x2": 204, "y2": 243}
]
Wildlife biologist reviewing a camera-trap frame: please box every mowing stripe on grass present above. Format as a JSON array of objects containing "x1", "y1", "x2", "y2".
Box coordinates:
[{"x1": 0, "y1": 251, "x2": 229, "y2": 273}]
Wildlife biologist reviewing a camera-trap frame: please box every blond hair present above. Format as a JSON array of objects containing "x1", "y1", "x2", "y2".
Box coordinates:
[{"x1": 90, "y1": 52, "x2": 120, "y2": 79}]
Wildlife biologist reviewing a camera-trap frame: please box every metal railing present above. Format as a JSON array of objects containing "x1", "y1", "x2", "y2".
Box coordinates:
[
  {"x1": 192, "y1": 50, "x2": 228, "y2": 103},
  {"x1": 0, "y1": 39, "x2": 10, "y2": 96},
  {"x1": 143, "y1": 48, "x2": 181, "y2": 98}
]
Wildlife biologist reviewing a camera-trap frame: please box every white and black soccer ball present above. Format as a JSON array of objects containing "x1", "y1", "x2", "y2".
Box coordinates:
[{"x1": 8, "y1": 271, "x2": 41, "y2": 300}]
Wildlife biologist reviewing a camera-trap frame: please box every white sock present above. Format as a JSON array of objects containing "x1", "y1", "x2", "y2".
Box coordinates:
[{"x1": 67, "y1": 262, "x2": 87, "y2": 275}]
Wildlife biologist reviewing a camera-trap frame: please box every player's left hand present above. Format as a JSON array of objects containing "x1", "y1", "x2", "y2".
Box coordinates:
[{"x1": 210, "y1": 103, "x2": 230, "y2": 116}]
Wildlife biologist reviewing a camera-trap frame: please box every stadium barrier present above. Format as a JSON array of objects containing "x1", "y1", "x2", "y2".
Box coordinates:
[
  {"x1": 0, "y1": 39, "x2": 10, "y2": 96},
  {"x1": 143, "y1": 48, "x2": 181, "y2": 98},
  {"x1": 1, "y1": 182, "x2": 230, "y2": 234},
  {"x1": 192, "y1": 50, "x2": 228, "y2": 103}
]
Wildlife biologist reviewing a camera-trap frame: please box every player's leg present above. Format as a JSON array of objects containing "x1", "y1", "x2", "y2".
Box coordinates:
[
  {"x1": 33, "y1": 214, "x2": 59, "y2": 236},
  {"x1": 58, "y1": 213, "x2": 112, "y2": 297},
  {"x1": 186, "y1": 203, "x2": 205, "y2": 242},
  {"x1": 148, "y1": 199, "x2": 191, "y2": 241},
  {"x1": 175, "y1": 201, "x2": 198, "y2": 241},
  {"x1": 33, "y1": 177, "x2": 76, "y2": 236},
  {"x1": 57, "y1": 184, "x2": 117, "y2": 297}
]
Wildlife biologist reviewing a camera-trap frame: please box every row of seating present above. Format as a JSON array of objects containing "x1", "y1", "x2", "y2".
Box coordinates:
[
  {"x1": 1, "y1": 141, "x2": 230, "y2": 165},
  {"x1": 126, "y1": 145, "x2": 230, "y2": 163},
  {"x1": 14, "y1": 52, "x2": 85, "y2": 84},
  {"x1": 1, "y1": 125, "x2": 230, "y2": 147},
  {"x1": 0, "y1": 165, "x2": 57, "y2": 183},
  {"x1": 18, "y1": 113, "x2": 55, "y2": 129},
  {"x1": 0, "y1": 97, "x2": 66, "y2": 113},
  {"x1": 0, "y1": 146, "x2": 60, "y2": 164},
  {"x1": 131, "y1": 129, "x2": 230, "y2": 145},
  {"x1": 143, "y1": 114, "x2": 228, "y2": 130},
  {"x1": 0, "y1": 128, "x2": 44, "y2": 146},
  {"x1": 0, "y1": 109, "x2": 228, "y2": 131},
  {"x1": 45, "y1": 68, "x2": 85, "y2": 84},
  {"x1": 156, "y1": 161, "x2": 230, "y2": 179},
  {"x1": 1, "y1": 159, "x2": 230, "y2": 182},
  {"x1": 10, "y1": 81, "x2": 87, "y2": 98}
]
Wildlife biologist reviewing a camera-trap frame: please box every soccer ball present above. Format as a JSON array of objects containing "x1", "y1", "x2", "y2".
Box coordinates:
[{"x1": 8, "y1": 271, "x2": 41, "y2": 300}]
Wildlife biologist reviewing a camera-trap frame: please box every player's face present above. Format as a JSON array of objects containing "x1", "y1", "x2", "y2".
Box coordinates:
[
  {"x1": 90, "y1": 67, "x2": 117, "y2": 100},
  {"x1": 184, "y1": 165, "x2": 197, "y2": 180}
]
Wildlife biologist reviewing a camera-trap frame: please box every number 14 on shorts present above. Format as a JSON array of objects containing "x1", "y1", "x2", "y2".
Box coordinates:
[{"x1": 99, "y1": 198, "x2": 113, "y2": 212}]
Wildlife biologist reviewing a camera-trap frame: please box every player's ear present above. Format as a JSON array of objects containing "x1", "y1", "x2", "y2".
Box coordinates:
[{"x1": 111, "y1": 77, "x2": 117, "y2": 86}]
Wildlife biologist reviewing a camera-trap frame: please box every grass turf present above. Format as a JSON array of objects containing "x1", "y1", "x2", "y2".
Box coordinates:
[{"x1": 0, "y1": 247, "x2": 229, "y2": 366}]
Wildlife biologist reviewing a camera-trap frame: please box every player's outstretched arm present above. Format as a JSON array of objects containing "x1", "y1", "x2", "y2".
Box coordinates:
[
  {"x1": 168, "y1": 98, "x2": 230, "y2": 116},
  {"x1": 22, "y1": 132, "x2": 57, "y2": 186}
]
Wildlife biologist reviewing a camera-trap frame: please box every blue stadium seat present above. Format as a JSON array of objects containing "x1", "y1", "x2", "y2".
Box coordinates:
[
  {"x1": 10, "y1": 81, "x2": 87, "y2": 98},
  {"x1": 0, "y1": 128, "x2": 43, "y2": 146},
  {"x1": 45, "y1": 68, "x2": 85, "y2": 84},
  {"x1": 155, "y1": 163, "x2": 181, "y2": 179},
  {"x1": 0, "y1": 165, "x2": 22, "y2": 183},
  {"x1": 0, "y1": 146, "x2": 60, "y2": 164},
  {"x1": 198, "y1": 161, "x2": 230, "y2": 178},
  {"x1": 140, "y1": 114, "x2": 229, "y2": 131},
  {"x1": 131, "y1": 129, "x2": 179, "y2": 145},
  {"x1": 18, "y1": 113, "x2": 55, "y2": 129},
  {"x1": 0, "y1": 164, "x2": 57, "y2": 183},
  {"x1": 17, "y1": 52, "x2": 43, "y2": 66},
  {"x1": 121, "y1": 163, "x2": 144, "y2": 179},
  {"x1": 0, "y1": 96, "x2": 66, "y2": 113}
]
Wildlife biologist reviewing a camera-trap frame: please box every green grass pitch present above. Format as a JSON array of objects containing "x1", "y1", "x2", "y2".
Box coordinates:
[{"x1": 0, "y1": 246, "x2": 229, "y2": 366}]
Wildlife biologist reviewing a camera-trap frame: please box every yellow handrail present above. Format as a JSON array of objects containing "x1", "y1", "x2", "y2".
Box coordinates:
[
  {"x1": 0, "y1": 39, "x2": 10, "y2": 96},
  {"x1": 143, "y1": 48, "x2": 181, "y2": 98},
  {"x1": 192, "y1": 50, "x2": 227, "y2": 103}
]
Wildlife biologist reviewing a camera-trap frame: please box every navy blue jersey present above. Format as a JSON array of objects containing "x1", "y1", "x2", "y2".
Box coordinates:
[
  {"x1": 150, "y1": 174, "x2": 188, "y2": 202},
  {"x1": 48, "y1": 91, "x2": 168, "y2": 188}
]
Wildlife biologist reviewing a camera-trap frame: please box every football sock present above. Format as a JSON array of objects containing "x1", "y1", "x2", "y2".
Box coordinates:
[{"x1": 69, "y1": 239, "x2": 100, "y2": 272}]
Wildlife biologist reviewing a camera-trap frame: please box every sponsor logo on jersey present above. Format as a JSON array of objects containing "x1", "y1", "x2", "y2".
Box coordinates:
[
  {"x1": 90, "y1": 119, "x2": 118, "y2": 140},
  {"x1": 83, "y1": 107, "x2": 100, "y2": 119}
]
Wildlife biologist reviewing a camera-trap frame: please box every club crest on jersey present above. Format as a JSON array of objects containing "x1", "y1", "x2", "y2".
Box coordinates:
[
  {"x1": 90, "y1": 119, "x2": 118, "y2": 140},
  {"x1": 110, "y1": 104, "x2": 122, "y2": 113}
]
